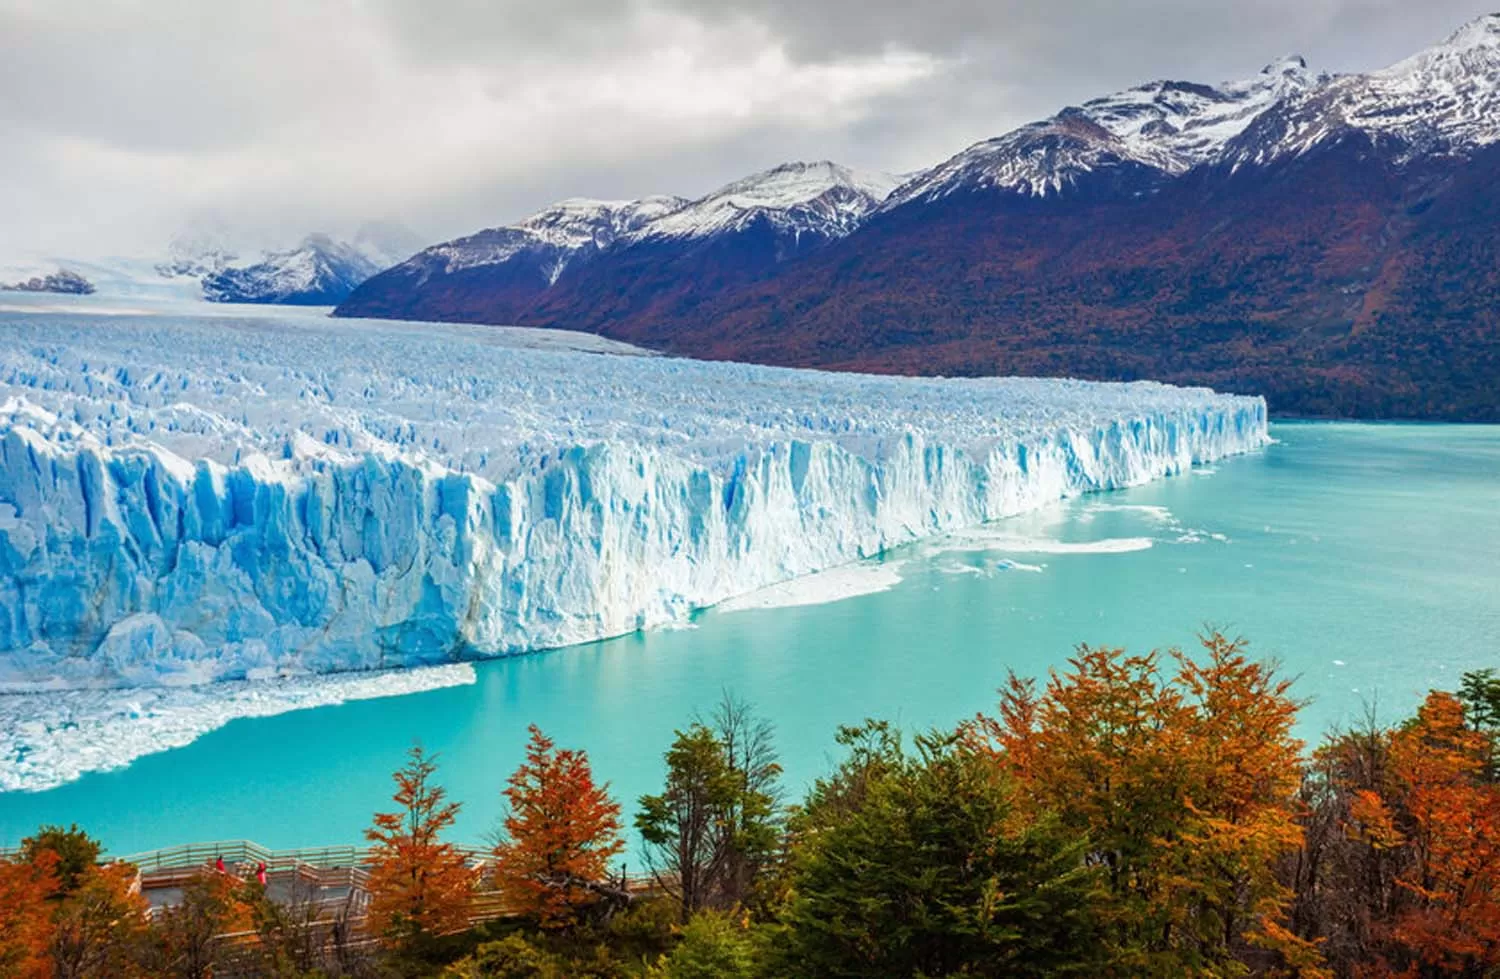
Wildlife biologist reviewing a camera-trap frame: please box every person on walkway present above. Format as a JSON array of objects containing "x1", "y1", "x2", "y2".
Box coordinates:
[
  {"x1": 256, "y1": 861, "x2": 268, "y2": 887},
  {"x1": 215, "y1": 855, "x2": 226, "y2": 874}
]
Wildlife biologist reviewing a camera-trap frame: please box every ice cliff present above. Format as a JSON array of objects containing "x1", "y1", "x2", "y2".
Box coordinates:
[{"x1": 0, "y1": 312, "x2": 1268, "y2": 691}]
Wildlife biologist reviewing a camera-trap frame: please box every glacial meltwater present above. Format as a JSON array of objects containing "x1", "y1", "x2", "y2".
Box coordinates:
[{"x1": 2, "y1": 422, "x2": 1497, "y2": 855}]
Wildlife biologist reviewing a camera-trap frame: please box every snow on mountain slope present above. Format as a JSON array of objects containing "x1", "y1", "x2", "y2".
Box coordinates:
[
  {"x1": 1226, "y1": 13, "x2": 1500, "y2": 165},
  {"x1": 385, "y1": 161, "x2": 895, "y2": 287},
  {"x1": 0, "y1": 311, "x2": 1267, "y2": 694},
  {"x1": 633, "y1": 161, "x2": 900, "y2": 241},
  {"x1": 887, "y1": 57, "x2": 1318, "y2": 203},
  {"x1": 197, "y1": 234, "x2": 382, "y2": 305},
  {"x1": 419, "y1": 196, "x2": 687, "y2": 283},
  {"x1": 154, "y1": 223, "x2": 425, "y2": 305}
]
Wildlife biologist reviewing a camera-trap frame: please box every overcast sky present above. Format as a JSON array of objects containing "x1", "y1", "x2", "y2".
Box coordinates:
[{"x1": 2, "y1": 0, "x2": 1494, "y2": 260}]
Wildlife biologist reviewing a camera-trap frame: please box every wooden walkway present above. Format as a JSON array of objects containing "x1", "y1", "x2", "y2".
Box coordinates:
[
  {"x1": 120, "y1": 839, "x2": 657, "y2": 927},
  {"x1": 7, "y1": 838, "x2": 666, "y2": 977}
]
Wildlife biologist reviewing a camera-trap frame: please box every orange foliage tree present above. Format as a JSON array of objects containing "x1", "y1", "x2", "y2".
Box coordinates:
[
  {"x1": 50, "y1": 862, "x2": 150, "y2": 979},
  {"x1": 971, "y1": 632, "x2": 1317, "y2": 975},
  {"x1": 0, "y1": 850, "x2": 58, "y2": 979},
  {"x1": 365, "y1": 745, "x2": 475, "y2": 950},
  {"x1": 492, "y1": 725, "x2": 625, "y2": 928},
  {"x1": 1354, "y1": 691, "x2": 1500, "y2": 976}
]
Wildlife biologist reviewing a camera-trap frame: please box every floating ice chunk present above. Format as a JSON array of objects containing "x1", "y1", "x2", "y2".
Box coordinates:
[
  {"x1": 716, "y1": 561, "x2": 905, "y2": 613},
  {"x1": 940, "y1": 529, "x2": 1156, "y2": 555},
  {"x1": 0, "y1": 664, "x2": 476, "y2": 793}
]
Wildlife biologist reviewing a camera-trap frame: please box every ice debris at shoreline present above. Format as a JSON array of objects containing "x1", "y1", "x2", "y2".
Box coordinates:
[
  {"x1": 0, "y1": 663, "x2": 475, "y2": 793},
  {"x1": 0, "y1": 310, "x2": 1269, "y2": 692}
]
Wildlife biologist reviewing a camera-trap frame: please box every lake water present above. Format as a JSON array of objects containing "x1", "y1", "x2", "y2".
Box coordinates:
[{"x1": 1, "y1": 422, "x2": 1496, "y2": 857}]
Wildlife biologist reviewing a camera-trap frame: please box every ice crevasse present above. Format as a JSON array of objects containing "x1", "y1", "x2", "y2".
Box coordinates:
[{"x1": 0, "y1": 314, "x2": 1269, "y2": 691}]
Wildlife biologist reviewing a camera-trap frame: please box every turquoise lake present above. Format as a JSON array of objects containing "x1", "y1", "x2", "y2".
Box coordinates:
[{"x1": 1, "y1": 422, "x2": 1497, "y2": 856}]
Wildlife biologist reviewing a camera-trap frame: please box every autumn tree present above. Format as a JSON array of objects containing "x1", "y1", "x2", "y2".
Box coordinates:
[
  {"x1": 49, "y1": 862, "x2": 150, "y2": 979},
  {"x1": 1357, "y1": 692, "x2": 1500, "y2": 976},
  {"x1": 0, "y1": 850, "x2": 57, "y2": 979},
  {"x1": 1284, "y1": 713, "x2": 1394, "y2": 971},
  {"x1": 972, "y1": 632, "x2": 1314, "y2": 975},
  {"x1": 5, "y1": 825, "x2": 149, "y2": 979},
  {"x1": 492, "y1": 725, "x2": 626, "y2": 928},
  {"x1": 365, "y1": 745, "x2": 475, "y2": 953}
]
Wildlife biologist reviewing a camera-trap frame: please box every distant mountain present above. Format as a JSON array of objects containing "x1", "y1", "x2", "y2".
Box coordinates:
[
  {"x1": 336, "y1": 14, "x2": 1500, "y2": 420},
  {"x1": 196, "y1": 234, "x2": 383, "y2": 305},
  {"x1": 2, "y1": 269, "x2": 95, "y2": 295},
  {"x1": 164, "y1": 223, "x2": 424, "y2": 305},
  {"x1": 336, "y1": 161, "x2": 899, "y2": 326}
]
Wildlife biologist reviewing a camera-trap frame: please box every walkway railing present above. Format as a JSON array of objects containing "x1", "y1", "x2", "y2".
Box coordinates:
[
  {"x1": 14, "y1": 838, "x2": 661, "y2": 929},
  {"x1": 121, "y1": 839, "x2": 491, "y2": 874}
]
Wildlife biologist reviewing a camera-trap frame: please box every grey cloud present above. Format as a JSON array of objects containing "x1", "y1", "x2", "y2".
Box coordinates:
[{"x1": 0, "y1": 0, "x2": 1494, "y2": 261}]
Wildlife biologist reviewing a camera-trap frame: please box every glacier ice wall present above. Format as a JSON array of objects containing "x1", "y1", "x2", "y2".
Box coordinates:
[{"x1": 0, "y1": 312, "x2": 1268, "y2": 691}]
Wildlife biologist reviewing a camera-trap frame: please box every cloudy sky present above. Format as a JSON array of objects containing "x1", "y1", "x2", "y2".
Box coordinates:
[{"x1": 1, "y1": 0, "x2": 1493, "y2": 260}]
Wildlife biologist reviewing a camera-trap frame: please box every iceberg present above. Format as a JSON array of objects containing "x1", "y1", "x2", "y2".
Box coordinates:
[{"x1": 0, "y1": 311, "x2": 1268, "y2": 692}]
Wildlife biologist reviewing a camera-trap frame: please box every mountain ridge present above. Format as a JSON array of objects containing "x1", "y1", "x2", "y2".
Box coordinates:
[{"x1": 335, "y1": 14, "x2": 1500, "y2": 420}]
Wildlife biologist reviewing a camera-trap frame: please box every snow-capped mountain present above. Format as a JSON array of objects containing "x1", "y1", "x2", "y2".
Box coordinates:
[
  {"x1": 196, "y1": 234, "x2": 383, "y2": 305},
  {"x1": 886, "y1": 56, "x2": 1319, "y2": 204},
  {"x1": 1225, "y1": 13, "x2": 1500, "y2": 166},
  {"x1": 419, "y1": 196, "x2": 686, "y2": 283},
  {"x1": 155, "y1": 224, "x2": 422, "y2": 305},
  {"x1": 156, "y1": 223, "x2": 241, "y2": 279},
  {"x1": 336, "y1": 161, "x2": 899, "y2": 323},
  {"x1": 335, "y1": 13, "x2": 1500, "y2": 420},
  {"x1": 383, "y1": 161, "x2": 895, "y2": 285},
  {"x1": 633, "y1": 161, "x2": 899, "y2": 241}
]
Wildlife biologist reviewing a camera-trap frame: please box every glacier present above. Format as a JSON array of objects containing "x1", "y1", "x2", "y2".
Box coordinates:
[{"x1": 0, "y1": 308, "x2": 1268, "y2": 695}]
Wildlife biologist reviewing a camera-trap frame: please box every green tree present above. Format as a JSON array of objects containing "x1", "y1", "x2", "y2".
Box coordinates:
[
  {"x1": 19, "y1": 825, "x2": 102, "y2": 896},
  {"x1": 781, "y1": 730, "x2": 1105, "y2": 978},
  {"x1": 650, "y1": 911, "x2": 761, "y2": 979},
  {"x1": 1459, "y1": 668, "x2": 1500, "y2": 732},
  {"x1": 444, "y1": 934, "x2": 566, "y2": 978},
  {"x1": 1459, "y1": 667, "x2": 1500, "y2": 780},
  {"x1": 793, "y1": 718, "x2": 905, "y2": 835},
  {"x1": 636, "y1": 725, "x2": 739, "y2": 920},
  {"x1": 636, "y1": 711, "x2": 781, "y2": 921},
  {"x1": 706, "y1": 694, "x2": 782, "y2": 910}
]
